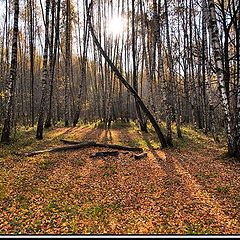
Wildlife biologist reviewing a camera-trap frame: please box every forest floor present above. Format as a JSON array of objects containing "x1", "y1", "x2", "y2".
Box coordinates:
[{"x1": 0, "y1": 121, "x2": 240, "y2": 234}]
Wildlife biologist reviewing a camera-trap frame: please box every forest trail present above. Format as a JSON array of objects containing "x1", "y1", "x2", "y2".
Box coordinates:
[{"x1": 0, "y1": 124, "x2": 240, "y2": 234}]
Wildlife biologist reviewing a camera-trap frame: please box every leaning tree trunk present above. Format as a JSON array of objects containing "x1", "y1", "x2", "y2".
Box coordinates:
[
  {"x1": 1, "y1": 0, "x2": 19, "y2": 143},
  {"x1": 87, "y1": 1, "x2": 169, "y2": 148},
  {"x1": 206, "y1": 0, "x2": 234, "y2": 155},
  {"x1": 36, "y1": 0, "x2": 50, "y2": 139}
]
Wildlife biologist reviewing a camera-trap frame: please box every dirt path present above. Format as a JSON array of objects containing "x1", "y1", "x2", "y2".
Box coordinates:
[{"x1": 0, "y1": 126, "x2": 239, "y2": 234}]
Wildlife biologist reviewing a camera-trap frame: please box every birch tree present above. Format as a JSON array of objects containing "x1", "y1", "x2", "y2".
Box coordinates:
[
  {"x1": 36, "y1": 0, "x2": 50, "y2": 139},
  {"x1": 206, "y1": 0, "x2": 234, "y2": 155},
  {"x1": 1, "y1": 0, "x2": 19, "y2": 142}
]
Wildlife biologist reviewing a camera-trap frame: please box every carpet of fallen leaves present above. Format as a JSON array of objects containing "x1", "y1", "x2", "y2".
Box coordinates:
[{"x1": 0, "y1": 124, "x2": 240, "y2": 234}]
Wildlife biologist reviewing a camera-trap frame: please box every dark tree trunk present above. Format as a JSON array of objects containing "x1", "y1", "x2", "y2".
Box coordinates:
[
  {"x1": 131, "y1": 0, "x2": 147, "y2": 133},
  {"x1": 1, "y1": 0, "x2": 19, "y2": 143},
  {"x1": 36, "y1": 0, "x2": 50, "y2": 139},
  {"x1": 64, "y1": 0, "x2": 70, "y2": 127},
  {"x1": 45, "y1": 0, "x2": 61, "y2": 128}
]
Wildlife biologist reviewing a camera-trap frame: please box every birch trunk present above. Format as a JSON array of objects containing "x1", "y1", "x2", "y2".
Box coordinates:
[
  {"x1": 36, "y1": 0, "x2": 50, "y2": 139},
  {"x1": 1, "y1": 0, "x2": 19, "y2": 142},
  {"x1": 132, "y1": 0, "x2": 147, "y2": 132},
  {"x1": 45, "y1": 0, "x2": 61, "y2": 128},
  {"x1": 202, "y1": 0, "x2": 216, "y2": 138},
  {"x1": 164, "y1": 0, "x2": 182, "y2": 145},
  {"x1": 234, "y1": 7, "x2": 240, "y2": 158},
  {"x1": 206, "y1": 0, "x2": 234, "y2": 154},
  {"x1": 64, "y1": 0, "x2": 71, "y2": 126}
]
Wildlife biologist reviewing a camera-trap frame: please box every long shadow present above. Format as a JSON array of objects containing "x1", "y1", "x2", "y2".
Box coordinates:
[
  {"x1": 172, "y1": 147, "x2": 240, "y2": 219},
  {"x1": 141, "y1": 133, "x2": 183, "y2": 195},
  {"x1": 52, "y1": 126, "x2": 104, "y2": 143},
  {"x1": 24, "y1": 127, "x2": 103, "y2": 192},
  {"x1": 1, "y1": 127, "x2": 79, "y2": 159},
  {"x1": 102, "y1": 129, "x2": 113, "y2": 144},
  {"x1": 142, "y1": 132, "x2": 240, "y2": 230},
  {"x1": 81, "y1": 127, "x2": 105, "y2": 142},
  {"x1": 140, "y1": 132, "x2": 223, "y2": 226},
  {"x1": 25, "y1": 127, "x2": 96, "y2": 152},
  {"x1": 141, "y1": 132, "x2": 163, "y2": 162}
]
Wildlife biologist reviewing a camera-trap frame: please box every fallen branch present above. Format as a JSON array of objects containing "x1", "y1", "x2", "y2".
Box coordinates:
[
  {"x1": 134, "y1": 152, "x2": 148, "y2": 160},
  {"x1": 20, "y1": 141, "x2": 143, "y2": 157},
  {"x1": 90, "y1": 151, "x2": 119, "y2": 158},
  {"x1": 60, "y1": 139, "x2": 143, "y2": 152},
  {"x1": 20, "y1": 141, "x2": 97, "y2": 157}
]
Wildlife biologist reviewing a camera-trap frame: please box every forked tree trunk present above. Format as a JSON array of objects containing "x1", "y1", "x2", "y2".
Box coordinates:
[
  {"x1": 36, "y1": 0, "x2": 50, "y2": 139},
  {"x1": 45, "y1": 0, "x2": 61, "y2": 128},
  {"x1": 87, "y1": 1, "x2": 169, "y2": 148}
]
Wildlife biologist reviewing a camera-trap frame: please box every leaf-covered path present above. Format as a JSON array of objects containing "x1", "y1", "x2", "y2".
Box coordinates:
[{"x1": 0, "y1": 124, "x2": 240, "y2": 234}]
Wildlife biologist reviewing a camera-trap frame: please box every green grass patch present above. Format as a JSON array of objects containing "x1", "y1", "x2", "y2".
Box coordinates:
[
  {"x1": 148, "y1": 183, "x2": 157, "y2": 193},
  {"x1": 93, "y1": 121, "x2": 107, "y2": 129},
  {"x1": 176, "y1": 125, "x2": 217, "y2": 149},
  {"x1": 0, "y1": 183, "x2": 6, "y2": 200},
  {"x1": 125, "y1": 138, "x2": 142, "y2": 148},
  {"x1": 106, "y1": 202, "x2": 124, "y2": 211},
  {"x1": 81, "y1": 202, "x2": 123, "y2": 221},
  {"x1": 94, "y1": 119, "x2": 132, "y2": 130},
  {"x1": 194, "y1": 172, "x2": 211, "y2": 181},
  {"x1": 215, "y1": 185, "x2": 230, "y2": 194},
  {"x1": 15, "y1": 194, "x2": 30, "y2": 209},
  {"x1": 81, "y1": 204, "x2": 105, "y2": 219},
  {"x1": 71, "y1": 158, "x2": 85, "y2": 167},
  {"x1": 167, "y1": 178, "x2": 181, "y2": 185},
  {"x1": 0, "y1": 125, "x2": 81, "y2": 160},
  {"x1": 45, "y1": 200, "x2": 60, "y2": 213},
  {"x1": 111, "y1": 120, "x2": 132, "y2": 129},
  {"x1": 166, "y1": 209, "x2": 175, "y2": 217},
  {"x1": 100, "y1": 164, "x2": 117, "y2": 177},
  {"x1": 185, "y1": 224, "x2": 212, "y2": 234},
  {"x1": 32, "y1": 219, "x2": 42, "y2": 232},
  {"x1": 65, "y1": 205, "x2": 79, "y2": 215},
  {"x1": 235, "y1": 195, "x2": 240, "y2": 203},
  {"x1": 146, "y1": 121, "x2": 223, "y2": 152},
  {"x1": 39, "y1": 159, "x2": 55, "y2": 170}
]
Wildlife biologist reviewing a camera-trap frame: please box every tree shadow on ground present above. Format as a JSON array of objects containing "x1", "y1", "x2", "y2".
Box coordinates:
[
  {"x1": 102, "y1": 129, "x2": 113, "y2": 144},
  {"x1": 140, "y1": 132, "x2": 239, "y2": 233}
]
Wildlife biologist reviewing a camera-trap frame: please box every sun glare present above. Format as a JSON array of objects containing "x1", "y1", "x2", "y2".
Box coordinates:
[{"x1": 107, "y1": 16, "x2": 126, "y2": 37}]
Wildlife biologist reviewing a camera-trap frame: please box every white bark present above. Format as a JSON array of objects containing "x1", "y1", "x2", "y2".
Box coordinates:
[{"x1": 206, "y1": 0, "x2": 234, "y2": 153}]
